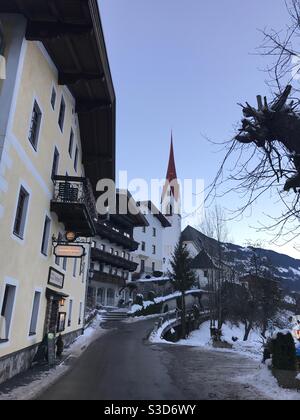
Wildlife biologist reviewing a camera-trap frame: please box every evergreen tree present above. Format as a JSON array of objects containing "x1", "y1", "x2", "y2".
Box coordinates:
[
  {"x1": 168, "y1": 238, "x2": 197, "y2": 339},
  {"x1": 272, "y1": 332, "x2": 296, "y2": 371}
]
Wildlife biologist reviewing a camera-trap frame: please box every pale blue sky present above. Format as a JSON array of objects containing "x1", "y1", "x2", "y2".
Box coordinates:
[{"x1": 99, "y1": 0, "x2": 299, "y2": 258}]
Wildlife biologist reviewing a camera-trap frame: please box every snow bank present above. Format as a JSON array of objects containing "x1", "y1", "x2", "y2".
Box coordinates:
[
  {"x1": 235, "y1": 365, "x2": 300, "y2": 400},
  {"x1": 150, "y1": 321, "x2": 265, "y2": 361}
]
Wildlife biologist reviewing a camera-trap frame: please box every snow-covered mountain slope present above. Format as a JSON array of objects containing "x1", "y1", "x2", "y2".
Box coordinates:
[{"x1": 182, "y1": 226, "x2": 300, "y2": 291}]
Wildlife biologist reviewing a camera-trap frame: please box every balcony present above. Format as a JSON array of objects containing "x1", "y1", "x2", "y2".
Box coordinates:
[
  {"x1": 96, "y1": 223, "x2": 139, "y2": 252},
  {"x1": 51, "y1": 176, "x2": 98, "y2": 237},
  {"x1": 91, "y1": 248, "x2": 138, "y2": 272},
  {"x1": 92, "y1": 271, "x2": 126, "y2": 287}
]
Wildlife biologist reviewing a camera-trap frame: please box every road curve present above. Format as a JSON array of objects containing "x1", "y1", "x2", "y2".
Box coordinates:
[{"x1": 37, "y1": 318, "x2": 268, "y2": 400}]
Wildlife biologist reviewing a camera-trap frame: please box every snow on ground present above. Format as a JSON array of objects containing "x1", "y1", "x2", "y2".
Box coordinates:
[
  {"x1": 289, "y1": 267, "x2": 300, "y2": 276},
  {"x1": 235, "y1": 363, "x2": 300, "y2": 400},
  {"x1": 284, "y1": 295, "x2": 297, "y2": 305},
  {"x1": 150, "y1": 320, "x2": 300, "y2": 400},
  {"x1": 150, "y1": 320, "x2": 265, "y2": 360},
  {"x1": 0, "y1": 313, "x2": 107, "y2": 401},
  {"x1": 149, "y1": 317, "x2": 178, "y2": 344}
]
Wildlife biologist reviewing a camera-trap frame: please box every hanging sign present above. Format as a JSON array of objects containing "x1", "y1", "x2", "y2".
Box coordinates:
[{"x1": 54, "y1": 245, "x2": 85, "y2": 259}]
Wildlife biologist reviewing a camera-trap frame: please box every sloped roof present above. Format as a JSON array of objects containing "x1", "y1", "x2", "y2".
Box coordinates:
[{"x1": 191, "y1": 250, "x2": 217, "y2": 270}]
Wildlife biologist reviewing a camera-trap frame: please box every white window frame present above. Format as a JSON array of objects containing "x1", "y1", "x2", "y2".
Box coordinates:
[
  {"x1": 27, "y1": 96, "x2": 43, "y2": 153},
  {"x1": 28, "y1": 288, "x2": 42, "y2": 338},
  {"x1": 0, "y1": 277, "x2": 18, "y2": 345},
  {"x1": 11, "y1": 180, "x2": 31, "y2": 245},
  {"x1": 41, "y1": 214, "x2": 51, "y2": 256}
]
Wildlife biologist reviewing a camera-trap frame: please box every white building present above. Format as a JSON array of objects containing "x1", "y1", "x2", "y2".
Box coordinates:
[{"x1": 133, "y1": 201, "x2": 171, "y2": 276}]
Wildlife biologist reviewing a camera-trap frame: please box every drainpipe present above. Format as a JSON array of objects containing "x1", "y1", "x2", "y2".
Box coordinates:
[{"x1": 83, "y1": 242, "x2": 92, "y2": 333}]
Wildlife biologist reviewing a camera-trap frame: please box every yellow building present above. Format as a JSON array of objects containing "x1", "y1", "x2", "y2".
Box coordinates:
[{"x1": 0, "y1": 1, "x2": 115, "y2": 384}]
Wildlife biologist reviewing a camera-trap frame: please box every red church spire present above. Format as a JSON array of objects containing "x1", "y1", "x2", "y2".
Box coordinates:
[
  {"x1": 162, "y1": 133, "x2": 180, "y2": 206},
  {"x1": 166, "y1": 133, "x2": 178, "y2": 184}
]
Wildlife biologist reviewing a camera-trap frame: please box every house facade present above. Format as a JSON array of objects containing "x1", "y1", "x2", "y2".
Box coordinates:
[
  {"x1": 133, "y1": 201, "x2": 171, "y2": 277},
  {"x1": 0, "y1": 1, "x2": 115, "y2": 384},
  {"x1": 88, "y1": 192, "x2": 148, "y2": 308}
]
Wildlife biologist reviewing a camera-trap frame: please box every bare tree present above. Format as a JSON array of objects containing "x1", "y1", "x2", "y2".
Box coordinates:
[
  {"x1": 205, "y1": 1, "x2": 300, "y2": 248},
  {"x1": 200, "y1": 205, "x2": 230, "y2": 334}
]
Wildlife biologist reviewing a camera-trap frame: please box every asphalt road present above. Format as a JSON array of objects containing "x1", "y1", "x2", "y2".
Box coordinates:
[{"x1": 37, "y1": 318, "x2": 268, "y2": 400}]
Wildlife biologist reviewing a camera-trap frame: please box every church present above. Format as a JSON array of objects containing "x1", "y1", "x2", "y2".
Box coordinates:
[{"x1": 133, "y1": 135, "x2": 182, "y2": 280}]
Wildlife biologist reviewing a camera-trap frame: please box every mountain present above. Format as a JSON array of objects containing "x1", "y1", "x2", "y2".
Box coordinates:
[{"x1": 182, "y1": 226, "x2": 300, "y2": 292}]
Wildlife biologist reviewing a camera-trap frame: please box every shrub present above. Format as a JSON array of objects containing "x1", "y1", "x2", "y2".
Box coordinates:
[
  {"x1": 131, "y1": 302, "x2": 163, "y2": 317},
  {"x1": 272, "y1": 332, "x2": 296, "y2": 371}
]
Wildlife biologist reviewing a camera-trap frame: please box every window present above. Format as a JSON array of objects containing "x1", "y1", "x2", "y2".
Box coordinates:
[
  {"x1": 110, "y1": 248, "x2": 114, "y2": 255},
  {"x1": 142, "y1": 226, "x2": 146, "y2": 234},
  {"x1": 29, "y1": 291, "x2": 41, "y2": 336},
  {"x1": 28, "y1": 101, "x2": 42, "y2": 150},
  {"x1": 153, "y1": 228, "x2": 156, "y2": 237},
  {"x1": 57, "y1": 313, "x2": 66, "y2": 333},
  {"x1": 73, "y1": 259, "x2": 77, "y2": 277},
  {"x1": 152, "y1": 245, "x2": 156, "y2": 255},
  {"x1": 51, "y1": 147, "x2": 60, "y2": 180},
  {"x1": 63, "y1": 257, "x2": 67, "y2": 271},
  {"x1": 141, "y1": 259, "x2": 145, "y2": 273},
  {"x1": 13, "y1": 186, "x2": 29, "y2": 239},
  {"x1": 68, "y1": 129, "x2": 74, "y2": 157},
  {"x1": 78, "y1": 302, "x2": 83, "y2": 325},
  {"x1": 167, "y1": 204, "x2": 173, "y2": 217},
  {"x1": 152, "y1": 262, "x2": 156, "y2": 272},
  {"x1": 68, "y1": 300, "x2": 73, "y2": 327},
  {"x1": 74, "y1": 146, "x2": 79, "y2": 172},
  {"x1": 51, "y1": 88, "x2": 56, "y2": 110},
  {"x1": 204, "y1": 270, "x2": 209, "y2": 278},
  {"x1": 41, "y1": 216, "x2": 51, "y2": 256},
  {"x1": 100, "y1": 244, "x2": 106, "y2": 252},
  {"x1": 114, "y1": 251, "x2": 119, "y2": 257},
  {"x1": 0, "y1": 284, "x2": 16, "y2": 341},
  {"x1": 122, "y1": 251, "x2": 125, "y2": 259},
  {"x1": 141, "y1": 242, "x2": 146, "y2": 252},
  {"x1": 58, "y1": 96, "x2": 66, "y2": 132},
  {"x1": 55, "y1": 233, "x2": 63, "y2": 266}
]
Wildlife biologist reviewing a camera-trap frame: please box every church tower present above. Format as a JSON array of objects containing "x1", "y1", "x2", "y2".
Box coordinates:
[{"x1": 162, "y1": 134, "x2": 182, "y2": 273}]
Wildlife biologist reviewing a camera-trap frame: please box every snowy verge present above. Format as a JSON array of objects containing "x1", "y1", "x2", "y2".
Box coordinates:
[
  {"x1": 150, "y1": 320, "x2": 300, "y2": 400},
  {"x1": 235, "y1": 364, "x2": 300, "y2": 400},
  {"x1": 0, "y1": 313, "x2": 107, "y2": 401},
  {"x1": 150, "y1": 320, "x2": 265, "y2": 361}
]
